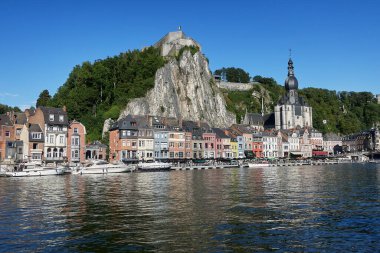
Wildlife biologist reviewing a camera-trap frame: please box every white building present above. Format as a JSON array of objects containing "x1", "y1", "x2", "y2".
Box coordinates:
[
  {"x1": 323, "y1": 133, "x2": 342, "y2": 155},
  {"x1": 262, "y1": 132, "x2": 279, "y2": 158},
  {"x1": 138, "y1": 127, "x2": 154, "y2": 161},
  {"x1": 28, "y1": 107, "x2": 69, "y2": 164},
  {"x1": 300, "y1": 129, "x2": 312, "y2": 158}
]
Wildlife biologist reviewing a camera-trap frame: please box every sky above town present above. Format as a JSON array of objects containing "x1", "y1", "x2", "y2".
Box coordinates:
[{"x1": 0, "y1": 0, "x2": 379, "y2": 109}]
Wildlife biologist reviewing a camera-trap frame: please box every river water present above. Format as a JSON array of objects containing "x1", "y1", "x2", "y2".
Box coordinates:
[{"x1": 0, "y1": 163, "x2": 379, "y2": 252}]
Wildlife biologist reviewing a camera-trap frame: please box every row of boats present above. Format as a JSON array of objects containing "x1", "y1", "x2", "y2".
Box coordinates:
[{"x1": 0, "y1": 160, "x2": 172, "y2": 177}]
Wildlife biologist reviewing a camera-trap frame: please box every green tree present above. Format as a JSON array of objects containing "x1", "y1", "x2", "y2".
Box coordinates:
[
  {"x1": 0, "y1": 104, "x2": 21, "y2": 114},
  {"x1": 36, "y1": 89, "x2": 51, "y2": 107},
  {"x1": 214, "y1": 67, "x2": 250, "y2": 83},
  {"x1": 45, "y1": 46, "x2": 165, "y2": 141}
]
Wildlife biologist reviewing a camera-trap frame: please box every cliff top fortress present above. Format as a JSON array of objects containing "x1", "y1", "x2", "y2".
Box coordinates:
[{"x1": 153, "y1": 30, "x2": 202, "y2": 57}]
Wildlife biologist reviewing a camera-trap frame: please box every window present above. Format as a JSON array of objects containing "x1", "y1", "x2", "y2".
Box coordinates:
[
  {"x1": 16, "y1": 128, "x2": 22, "y2": 136},
  {"x1": 170, "y1": 152, "x2": 174, "y2": 158},
  {"x1": 59, "y1": 135, "x2": 65, "y2": 144},
  {"x1": 72, "y1": 137, "x2": 79, "y2": 146},
  {"x1": 53, "y1": 148, "x2": 58, "y2": 157},
  {"x1": 59, "y1": 115, "x2": 64, "y2": 122},
  {"x1": 32, "y1": 153, "x2": 41, "y2": 160},
  {"x1": 49, "y1": 114, "x2": 54, "y2": 121},
  {"x1": 32, "y1": 133, "x2": 42, "y2": 139},
  {"x1": 49, "y1": 135, "x2": 54, "y2": 144},
  {"x1": 74, "y1": 128, "x2": 78, "y2": 134},
  {"x1": 5, "y1": 131, "x2": 10, "y2": 137},
  {"x1": 132, "y1": 141, "x2": 137, "y2": 147},
  {"x1": 33, "y1": 143, "x2": 38, "y2": 149},
  {"x1": 122, "y1": 140, "x2": 126, "y2": 147},
  {"x1": 178, "y1": 152, "x2": 183, "y2": 158}
]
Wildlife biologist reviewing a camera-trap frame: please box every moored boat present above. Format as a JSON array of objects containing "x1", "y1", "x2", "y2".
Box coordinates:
[
  {"x1": 4, "y1": 162, "x2": 65, "y2": 177},
  {"x1": 247, "y1": 162, "x2": 270, "y2": 168},
  {"x1": 71, "y1": 160, "x2": 135, "y2": 175},
  {"x1": 138, "y1": 160, "x2": 171, "y2": 171}
]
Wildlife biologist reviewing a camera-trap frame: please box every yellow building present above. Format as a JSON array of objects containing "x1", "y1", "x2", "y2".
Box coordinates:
[{"x1": 230, "y1": 139, "x2": 238, "y2": 158}]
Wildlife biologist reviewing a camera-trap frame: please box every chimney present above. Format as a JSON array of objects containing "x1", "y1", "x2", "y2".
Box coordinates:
[{"x1": 63, "y1": 105, "x2": 67, "y2": 112}]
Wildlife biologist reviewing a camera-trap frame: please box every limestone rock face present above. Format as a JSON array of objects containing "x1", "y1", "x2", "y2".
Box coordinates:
[
  {"x1": 119, "y1": 50, "x2": 236, "y2": 128},
  {"x1": 102, "y1": 118, "x2": 114, "y2": 138}
]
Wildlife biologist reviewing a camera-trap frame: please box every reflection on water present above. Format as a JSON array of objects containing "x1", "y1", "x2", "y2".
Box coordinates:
[{"x1": 0, "y1": 164, "x2": 379, "y2": 252}]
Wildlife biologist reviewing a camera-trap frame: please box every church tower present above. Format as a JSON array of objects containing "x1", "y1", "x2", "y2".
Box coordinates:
[{"x1": 274, "y1": 58, "x2": 313, "y2": 130}]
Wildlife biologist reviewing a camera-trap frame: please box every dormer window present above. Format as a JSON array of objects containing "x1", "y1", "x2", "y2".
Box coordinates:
[
  {"x1": 74, "y1": 128, "x2": 78, "y2": 134},
  {"x1": 32, "y1": 133, "x2": 42, "y2": 139},
  {"x1": 59, "y1": 115, "x2": 64, "y2": 122},
  {"x1": 49, "y1": 114, "x2": 54, "y2": 121}
]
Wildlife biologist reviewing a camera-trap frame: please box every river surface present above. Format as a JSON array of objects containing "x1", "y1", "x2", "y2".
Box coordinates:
[{"x1": 0, "y1": 163, "x2": 379, "y2": 252}]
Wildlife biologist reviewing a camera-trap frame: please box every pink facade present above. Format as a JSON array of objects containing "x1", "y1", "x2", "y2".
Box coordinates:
[
  {"x1": 202, "y1": 132, "x2": 216, "y2": 158},
  {"x1": 215, "y1": 136, "x2": 223, "y2": 158},
  {"x1": 67, "y1": 121, "x2": 86, "y2": 164}
]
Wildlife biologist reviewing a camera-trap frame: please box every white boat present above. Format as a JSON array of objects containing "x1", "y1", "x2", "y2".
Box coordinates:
[
  {"x1": 138, "y1": 161, "x2": 171, "y2": 171},
  {"x1": 0, "y1": 165, "x2": 11, "y2": 177},
  {"x1": 247, "y1": 162, "x2": 270, "y2": 168},
  {"x1": 4, "y1": 162, "x2": 65, "y2": 177},
  {"x1": 72, "y1": 160, "x2": 135, "y2": 175}
]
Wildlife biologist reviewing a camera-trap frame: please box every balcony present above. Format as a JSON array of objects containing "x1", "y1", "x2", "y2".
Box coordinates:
[
  {"x1": 31, "y1": 149, "x2": 43, "y2": 153},
  {"x1": 45, "y1": 157, "x2": 65, "y2": 161}
]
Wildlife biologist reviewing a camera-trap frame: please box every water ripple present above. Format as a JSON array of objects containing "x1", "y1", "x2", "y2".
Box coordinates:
[{"x1": 0, "y1": 164, "x2": 379, "y2": 252}]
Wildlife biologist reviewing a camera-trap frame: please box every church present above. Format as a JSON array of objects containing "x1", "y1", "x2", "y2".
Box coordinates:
[{"x1": 274, "y1": 58, "x2": 313, "y2": 130}]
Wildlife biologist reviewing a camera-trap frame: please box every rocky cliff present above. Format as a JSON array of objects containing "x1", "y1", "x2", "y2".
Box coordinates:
[{"x1": 117, "y1": 39, "x2": 236, "y2": 128}]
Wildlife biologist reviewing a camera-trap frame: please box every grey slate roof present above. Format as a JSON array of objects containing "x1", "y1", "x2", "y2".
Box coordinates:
[
  {"x1": 29, "y1": 124, "x2": 44, "y2": 142},
  {"x1": 245, "y1": 113, "x2": 264, "y2": 125},
  {"x1": 29, "y1": 124, "x2": 42, "y2": 132},
  {"x1": 0, "y1": 114, "x2": 13, "y2": 126},
  {"x1": 86, "y1": 141, "x2": 108, "y2": 149},
  {"x1": 324, "y1": 133, "x2": 342, "y2": 141},
  {"x1": 39, "y1": 107, "x2": 68, "y2": 125},
  {"x1": 14, "y1": 112, "x2": 27, "y2": 124},
  {"x1": 212, "y1": 128, "x2": 229, "y2": 139}
]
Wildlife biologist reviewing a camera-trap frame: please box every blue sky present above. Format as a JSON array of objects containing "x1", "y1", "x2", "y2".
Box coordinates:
[{"x1": 0, "y1": 0, "x2": 379, "y2": 109}]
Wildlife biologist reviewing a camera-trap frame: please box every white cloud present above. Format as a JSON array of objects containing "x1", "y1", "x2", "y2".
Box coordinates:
[{"x1": 0, "y1": 92, "x2": 19, "y2": 97}]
